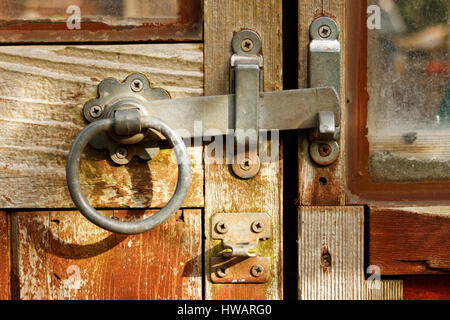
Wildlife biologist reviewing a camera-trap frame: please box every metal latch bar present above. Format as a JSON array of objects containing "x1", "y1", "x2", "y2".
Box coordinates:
[{"x1": 81, "y1": 29, "x2": 342, "y2": 170}]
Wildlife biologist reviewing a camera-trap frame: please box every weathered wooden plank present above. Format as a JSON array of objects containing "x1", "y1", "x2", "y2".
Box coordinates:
[
  {"x1": 0, "y1": 211, "x2": 10, "y2": 299},
  {"x1": 0, "y1": 44, "x2": 204, "y2": 209},
  {"x1": 298, "y1": 206, "x2": 402, "y2": 300},
  {"x1": 0, "y1": 0, "x2": 202, "y2": 43},
  {"x1": 369, "y1": 207, "x2": 450, "y2": 275},
  {"x1": 10, "y1": 209, "x2": 202, "y2": 300},
  {"x1": 403, "y1": 276, "x2": 450, "y2": 300},
  {"x1": 368, "y1": 129, "x2": 450, "y2": 182},
  {"x1": 204, "y1": 0, "x2": 283, "y2": 300},
  {"x1": 298, "y1": 0, "x2": 347, "y2": 205}
]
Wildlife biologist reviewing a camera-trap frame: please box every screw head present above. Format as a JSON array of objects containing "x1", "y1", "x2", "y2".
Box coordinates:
[
  {"x1": 216, "y1": 266, "x2": 228, "y2": 278},
  {"x1": 215, "y1": 221, "x2": 229, "y2": 234},
  {"x1": 318, "y1": 25, "x2": 332, "y2": 38},
  {"x1": 89, "y1": 105, "x2": 103, "y2": 119},
  {"x1": 250, "y1": 264, "x2": 264, "y2": 277},
  {"x1": 251, "y1": 220, "x2": 264, "y2": 233},
  {"x1": 232, "y1": 154, "x2": 261, "y2": 179},
  {"x1": 241, "y1": 38, "x2": 254, "y2": 52},
  {"x1": 319, "y1": 144, "x2": 332, "y2": 157},
  {"x1": 130, "y1": 79, "x2": 144, "y2": 92},
  {"x1": 115, "y1": 147, "x2": 128, "y2": 159},
  {"x1": 239, "y1": 158, "x2": 253, "y2": 171}
]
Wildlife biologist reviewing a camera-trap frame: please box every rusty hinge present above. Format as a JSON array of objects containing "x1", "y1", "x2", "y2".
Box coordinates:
[{"x1": 210, "y1": 212, "x2": 271, "y2": 283}]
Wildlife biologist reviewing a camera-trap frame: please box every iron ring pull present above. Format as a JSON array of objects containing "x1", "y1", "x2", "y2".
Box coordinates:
[{"x1": 66, "y1": 115, "x2": 191, "y2": 235}]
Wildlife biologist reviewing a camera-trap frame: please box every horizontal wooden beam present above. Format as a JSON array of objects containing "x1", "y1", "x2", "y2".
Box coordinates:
[
  {"x1": 369, "y1": 207, "x2": 450, "y2": 275},
  {"x1": 403, "y1": 275, "x2": 450, "y2": 300},
  {"x1": 0, "y1": 44, "x2": 204, "y2": 209}
]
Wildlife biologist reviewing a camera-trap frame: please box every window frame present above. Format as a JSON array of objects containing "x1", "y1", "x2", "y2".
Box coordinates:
[
  {"x1": 0, "y1": 0, "x2": 202, "y2": 43},
  {"x1": 346, "y1": 0, "x2": 450, "y2": 205}
]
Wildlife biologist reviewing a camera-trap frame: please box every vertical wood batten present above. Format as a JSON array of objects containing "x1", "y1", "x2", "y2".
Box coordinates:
[
  {"x1": 0, "y1": 211, "x2": 10, "y2": 299},
  {"x1": 204, "y1": 0, "x2": 283, "y2": 300},
  {"x1": 369, "y1": 207, "x2": 450, "y2": 275},
  {"x1": 298, "y1": 0, "x2": 347, "y2": 205},
  {"x1": 298, "y1": 206, "x2": 402, "y2": 300}
]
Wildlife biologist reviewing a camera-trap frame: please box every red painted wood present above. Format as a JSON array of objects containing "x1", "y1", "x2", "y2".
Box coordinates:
[{"x1": 403, "y1": 276, "x2": 450, "y2": 300}]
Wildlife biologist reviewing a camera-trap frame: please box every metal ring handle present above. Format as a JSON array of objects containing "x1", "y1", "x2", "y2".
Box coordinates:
[{"x1": 66, "y1": 117, "x2": 191, "y2": 234}]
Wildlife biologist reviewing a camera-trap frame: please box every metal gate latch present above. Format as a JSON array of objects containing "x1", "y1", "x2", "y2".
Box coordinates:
[
  {"x1": 210, "y1": 212, "x2": 271, "y2": 283},
  {"x1": 66, "y1": 25, "x2": 341, "y2": 235}
]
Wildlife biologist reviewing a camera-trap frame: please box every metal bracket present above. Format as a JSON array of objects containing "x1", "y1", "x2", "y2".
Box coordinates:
[
  {"x1": 83, "y1": 73, "x2": 170, "y2": 165},
  {"x1": 210, "y1": 212, "x2": 271, "y2": 283},
  {"x1": 308, "y1": 17, "x2": 341, "y2": 166},
  {"x1": 230, "y1": 30, "x2": 264, "y2": 179},
  {"x1": 81, "y1": 29, "x2": 341, "y2": 169}
]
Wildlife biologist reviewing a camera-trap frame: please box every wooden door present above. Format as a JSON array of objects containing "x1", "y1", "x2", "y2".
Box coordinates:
[
  {"x1": 0, "y1": 0, "x2": 283, "y2": 300},
  {"x1": 0, "y1": 0, "x2": 448, "y2": 301},
  {"x1": 296, "y1": 0, "x2": 449, "y2": 300}
]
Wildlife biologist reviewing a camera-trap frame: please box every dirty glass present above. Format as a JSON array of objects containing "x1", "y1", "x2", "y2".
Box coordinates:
[
  {"x1": 0, "y1": 0, "x2": 201, "y2": 42},
  {"x1": 367, "y1": 0, "x2": 449, "y2": 182},
  {"x1": 0, "y1": 0, "x2": 181, "y2": 23}
]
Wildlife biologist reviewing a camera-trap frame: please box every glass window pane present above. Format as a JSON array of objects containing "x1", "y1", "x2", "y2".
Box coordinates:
[
  {"x1": 367, "y1": 0, "x2": 449, "y2": 182},
  {"x1": 0, "y1": 0, "x2": 181, "y2": 23},
  {"x1": 0, "y1": 0, "x2": 201, "y2": 42}
]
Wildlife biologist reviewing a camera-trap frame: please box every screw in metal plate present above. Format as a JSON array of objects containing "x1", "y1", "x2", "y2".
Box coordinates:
[
  {"x1": 318, "y1": 143, "x2": 332, "y2": 157},
  {"x1": 250, "y1": 264, "x2": 264, "y2": 277},
  {"x1": 130, "y1": 79, "x2": 144, "y2": 92},
  {"x1": 239, "y1": 158, "x2": 252, "y2": 171},
  {"x1": 114, "y1": 147, "x2": 128, "y2": 159},
  {"x1": 318, "y1": 25, "x2": 332, "y2": 38},
  {"x1": 251, "y1": 220, "x2": 264, "y2": 233},
  {"x1": 241, "y1": 38, "x2": 254, "y2": 52},
  {"x1": 215, "y1": 221, "x2": 229, "y2": 234},
  {"x1": 216, "y1": 266, "x2": 228, "y2": 278},
  {"x1": 89, "y1": 105, "x2": 103, "y2": 119}
]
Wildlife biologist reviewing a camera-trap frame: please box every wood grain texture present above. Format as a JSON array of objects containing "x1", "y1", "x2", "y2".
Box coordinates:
[
  {"x1": 0, "y1": 211, "x2": 10, "y2": 299},
  {"x1": 369, "y1": 207, "x2": 450, "y2": 275},
  {"x1": 298, "y1": 206, "x2": 402, "y2": 300},
  {"x1": 10, "y1": 209, "x2": 202, "y2": 300},
  {"x1": 298, "y1": 0, "x2": 347, "y2": 205},
  {"x1": 204, "y1": 0, "x2": 283, "y2": 300},
  {"x1": 403, "y1": 276, "x2": 450, "y2": 300},
  {"x1": 369, "y1": 129, "x2": 450, "y2": 161},
  {"x1": 0, "y1": 44, "x2": 204, "y2": 209}
]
